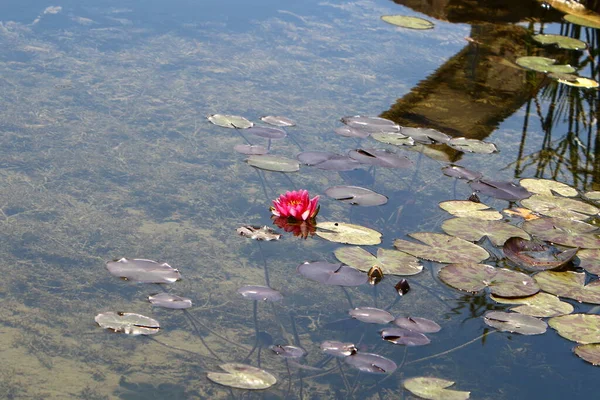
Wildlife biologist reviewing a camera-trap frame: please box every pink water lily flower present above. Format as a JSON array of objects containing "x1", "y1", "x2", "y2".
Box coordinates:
[{"x1": 271, "y1": 190, "x2": 320, "y2": 221}]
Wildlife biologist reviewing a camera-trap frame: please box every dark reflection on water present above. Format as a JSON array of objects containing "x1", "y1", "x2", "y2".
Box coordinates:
[{"x1": 0, "y1": 0, "x2": 599, "y2": 398}]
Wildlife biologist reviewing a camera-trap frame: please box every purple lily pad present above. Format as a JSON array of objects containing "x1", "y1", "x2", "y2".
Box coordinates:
[
  {"x1": 270, "y1": 345, "x2": 307, "y2": 358},
  {"x1": 297, "y1": 261, "x2": 368, "y2": 286},
  {"x1": 320, "y1": 340, "x2": 357, "y2": 357},
  {"x1": 237, "y1": 285, "x2": 283, "y2": 302},
  {"x1": 503, "y1": 237, "x2": 578, "y2": 271},
  {"x1": 523, "y1": 217, "x2": 600, "y2": 249},
  {"x1": 393, "y1": 317, "x2": 441, "y2": 333},
  {"x1": 106, "y1": 258, "x2": 181, "y2": 284},
  {"x1": 325, "y1": 185, "x2": 388, "y2": 206},
  {"x1": 260, "y1": 115, "x2": 295, "y2": 127},
  {"x1": 148, "y1": 293, "x2": 193, "y2": 309},
  {"x1": 297, "y1": 151, "x2": 338, "y2": 165},
  {"x1": 441, "y1": 165, "x2": 483, "y2": 181},
  {"x1": 315, "y1": 156, "x2": 362, "y2": 171},
  {"x1": 469, "y1": 179, "x2": 531, "y2": 201},
  {"x1": 344, "y1": 353, "x2": 397, "y2": 374},
  {"x1": 234, "y1": 144, "x2": 268, "y2": 155},
  {"x1": 380, "y1": 327, "x2": 431, "y2": 346},
  {"x1": 341, "y1": 116, "x2": 400, "y2": 133},
  {"x1": 349, "y1": 307, "x2": 394, "y2": 324},
  {"x1": 335, "y1": 126, "x2": 371, "y2": 138},
  {"x1": 348, "y1": 148, "x2": 413, "y2": 168},
  {"x1": 400, "y1": 127, "x2": 451, "y2": 144},
  {"x1": 246, "y1": 126, "x2": 287, "y2": 139}
]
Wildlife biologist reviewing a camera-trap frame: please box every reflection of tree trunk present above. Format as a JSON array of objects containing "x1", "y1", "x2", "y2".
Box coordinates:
[{"x1": 382, "y1": 23, "x2": 547, "y2": 145}]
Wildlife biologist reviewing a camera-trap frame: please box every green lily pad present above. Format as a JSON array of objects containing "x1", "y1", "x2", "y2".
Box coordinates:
[
  {"x1": 95, "y1": 312, "x2": 160, "y2": 336},
  {"x1": 521, "y1": 194, "x2": 598, "y2": 220},
  {"x1": 533, "y1": 33, "x2": 588, "y2": 50},
  {"x1": 439, "y1": 263, "x2": 539, "y2": 297},
  {"x1": 576, "y1": 249, "x2": 600, "y2": 275},
  {"x1": 523, "y1": 217, "x2": 600, "y2": 249},
  {"x1": 317, "y1": 222, "x2": 382, "y2": 245},
  {"x1": 484, "y1": 311, "x2": 547, "y2": 335},
  {"x1": 381, "y1": 15, "x2": 434, "y2": 30},
  {"x1": 515, "y1": 56, "x2": 575, "y2": 74},
  {"x1": 207, "y1": 363, "x2": 276, "y2": 389},
  {"x1": 403, "y1": 377, "x2": 470, "y2": 400},
  {"x1": 208, "y1": 114, "x2": 253, "y2": 129},
  {"x1": 246, "y1": 155, "x2": 300, "y2": 172},
  {"x1": 439, "y1": 201, "x2": 502, "y2": 221},
  {"x1": 334, "y1": 246, "x2": 423, "y2": 276},
  {"x1": 371, "y1": 132, "x2": 415, "y2": 146},
  {"x1": 446, "y1": 137, "x2": 498, "y2": 154},
  {"x1": 519, "y1": 178, "x2": 578, "y2": 197},
  {"x1": 564, "y1": 14, "x2": 600, "y2": 29},
  {"x1": 535, "y1": 271, "x2": 600, "y2": 304},
  {"x1": 441, "y1": 217, "x2": 529, "y2": 246},
  {"x1": 490, "y1": 292, "x2": 573, "y2": 318},
  {"x1": 549, "y1": 314, "x2": 600, "y2": 344},
  {"x1": 574, "y1": 344, "x2": 600, "y2": 365},
  {"x1": 393, "y1": 233, "x2": 489, "y2": 264},
  {"x1": 556, "y1": 76, "x2": 600, "y2": 88},
  {"x1": 584, "y1": 191, "x2": 600, "y2": 201}
]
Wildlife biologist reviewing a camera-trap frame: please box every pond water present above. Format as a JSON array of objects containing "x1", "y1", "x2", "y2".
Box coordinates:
[{"x1": 1, "y1": 0, "x2": 599, "y2": 399}]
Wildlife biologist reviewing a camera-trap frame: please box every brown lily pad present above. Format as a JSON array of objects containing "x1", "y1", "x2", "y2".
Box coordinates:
[
  {"x1": 535, "y1": 271, "x2": 600, "y2": 304},
  {"x1": 521, "y1": 194, "x2": 598, "y2": 220},
  {"x1": 577, "y1": 249, "x2": 600, "y2": 275},
  {"x1": 523, "y1": 217, "x2": 600, "y2": 249},
  {"x1": 490, "y1": 292, "x2": 573, "y2": 318},
  {"x1": 442, "y1": 218, "x2": 529, "y2": 246},
  {"x1": 393, "y1": 233, "x2": 489, "y2": 264},
  {"x1": 549, "y1": 314, "x2": 600, "y2": 344},
  {"x1": 503, "y1": 237, "x2": 578, "y2": 271},
  {"x1": 575, "y1": 344, "x2": 600, "y2": 366}
]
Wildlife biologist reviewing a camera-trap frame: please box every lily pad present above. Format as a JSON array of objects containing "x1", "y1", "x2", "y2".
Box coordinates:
[
  {"x1": 523, "y1": 217, "x2": 600, "y2": 249},
  {"x1": 317, "y1": 222, "x2": 382, "y2": 245},
  {"x1": 503, "y1": 237, "x2": 578, "y2": 271},
  {"x1": 533, "y1": 33, "x2": 587, "y2": 50},
  {"x1": 549, "y1": 314, "x2": 600, "y2": 344},
  {"x1": 371, "y1": 132, "x2": 415, "y2": 146},
  {"x1": 246, "y1": 155, "x2": 299, "y2": 172},
  {"x1": 403, "y1": 377, "x2": 470, "y2": 400},
  {"x1": 335, "y1": 126, "x2": 371, "y2": 138},
  {"x1": 234, "y1": 144, "x2": 268, "y2": 155},
  {"x1": 393, "y1": 232, "x2": 489, "y2": 264},
  {"x1": 556, "y1": 76, "x2": 599, "y2": 88},
  {"x1": 400, "y1": 127, "x2": 450, "y2": 144},
  {"x1": 208, "y1": 114, "x2": 253, "y2": 129},
  {"x1": 439, "y1": 263, "x2": 539, "y2": 297},
  {"x1": 483, "y1": 311, "x2": 547, "y2": 335},
  {"x1": 576, "y1": 249, "x2": 600, "y2": 275},
  {"x1": 349, "y1": 307, "x2": 394, "y2": 324},
  {"x1": 439, "y1": 201, "x2": 502, "y2": 220},
  {"x1": 381, "y1": 15, "x2": 435, "y2": 30},
  {"x1": 380, "y1": 327, "x2": 430, "y2": 346},
  {"x1": 442, "y1": 217, "x2": 529, "y2": 246},
  {"x1": 247, "y1": 126, "x2": 287, "y2": 139},
  {"x1": 394, "y1": 317, "x2": 441, "y2": 333},
  {"x1": 260, "y1": 115, "x2": 295, "y2": 127},
  {"x1": 270, "y1": 345, "x2": 306, "y2": 358},
  {"x1": 345, "y1": 353, "x2": 397, "y2": 374},
  {"x1": 535, "y1": 271, "x2": 600, "y2": 304},
  {"x1": 95, "y1": 312, "x2": 160, "y2": 335},
  {"x1": 237, "y1": 225, "x2": 281, "y2": 241},
  {"x1": 348, "y1": 148, "x2": 413, "y2": 168},
  {"x1": 521, "y1": 194, "x2": 598, "y2": 220},
  {"x1": 381, "y1": 15, "x2": 434, "y2": 30},
  {"x1": 297, "y1": 261, "x2": 368, "y2": 286},
  {"x1": 447, "y1": 137, "x2": 498, "y2": 154},
  {"x1": 106, "y1": 258, "x2": 181, "y2": 283},
  {"x1": 574, "y1": 344, "x2": 600, "y2": 365},
  {"x1": 237, "y1": 285, "x2": 283, "y2": 302},
  {"x1": 341, "y1": 116, "x2": 400, "y2": 133},
  {"x1": 441, "y1": 165, "x2": 483, "y2": 181},
  {"x1": 584, "y1": 191, "x2": 600, "y2": 201},
  {"x1": 207, "y1": 363, "x2": 276, "y2": 390},
  {"x1": 334, "y1": 246, "x2": 423, "y2": 275},
  {"x1": 564, "y1": 14, "x2": 600, "y2": 29},
  {"x1": 515, "y1": 56, "x2": 575, "y2": 74},
  {"x1": 519, "y1": 178, "x2": 578, "y2": 197},
  {"x1": 320, "y1": 341, "x2": 357, "y2": 357},
  {"x1": 469, "y1": 179, "x2": 531, "y2": 201},
  {"x1": 490, "y1": 292, "x2": 573, "y2": 318},
  {"x1": 148, "y1": 293, "x2": 193, "y2": 309},
  {"x1": 325, "y1": 186, "x2": 388, "y2": 206}
]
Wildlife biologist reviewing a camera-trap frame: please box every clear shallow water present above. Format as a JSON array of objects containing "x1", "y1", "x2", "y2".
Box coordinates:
[{"x1": 0, "y1": 0, "x2": 598, "y2": 399}]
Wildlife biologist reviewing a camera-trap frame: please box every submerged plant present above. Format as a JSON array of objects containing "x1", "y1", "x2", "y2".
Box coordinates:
[{"x1": 270, "y1": 190, "x2": 320, "y2": 221}]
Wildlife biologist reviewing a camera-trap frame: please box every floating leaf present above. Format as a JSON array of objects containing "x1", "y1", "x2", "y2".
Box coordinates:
[
  {"x1": 237, "y1": 225, "x2": 281, "y2": 241},
  {"x1": 439, "y1": 201, "x2": 502, "y2": 220},
  {"x1": 106, "y1": 258, "x2": 181, "y2": 283},
  {"x1": 260, "y1": 115, "x2": 295, "y2": 127},
  {"x1": 523, "y1": 217, "x2": 600, "y2": 248},
  {"x1": 208, "y1": 114, "x2": 253, "y2": 129},
  {"x1": 515, "y1": 56, "x2": 575, "y2": 74},
  {"x1": 345, "y1": 353, "x2": 397, "y2": 374},
  {"x1": 447, "y1": 137, "x2": 498, "y2": 154},
  {"x1": 490, "y1": 292, "x2": 573, "y2": 318},
  {"x1": 334, "y1": 246, "x2": 423, "y2": 276},
  {"x1": 234, "y1": 144, "x2": 268, "y2": 155},
  {"x1": 95, "y1": 312, "x2": 160, "y2": 335},
  {"x1": 403, "y1": 377, "x2": 470, "y2": 400},
  {"x1": 533, "y1": 33, "x2": 587, "y2": 50},
  {"x1": 207, "y1": 363, "x2": 276, "y2": 390},
  {"x1": 348, "y1": 148, "x2": 413, "y2": 168},
  {"x1": 574, "y1": 344, "x2": 600, "y2": 365},
  {"x1": 247, "y1": 126, "x2": 287, "y2": 139},
  {"x1": 400, "y1": 127, "x2": 450, "y2": 144},
  {"x1": 394, "y1": 317, "x2": 441, "y2": 333},
  {"x1": 439, "y1": 263, "x2": 539, "y2": 297},
  {"x1": 556, "y1": 75, "x2": 599, "y2": 88},
  {"x1": 237, "y1": 285, "x2": 283, "y2": 302},
  {"x1": 484, "y1": 311, "x2": 547, "y2": 335},
  {"x1": 325, "y1": 186, "x2": 388, "y2": 206},
  {"x1": 503, "y1": 237, "x2": 578, "y2": 271},
  {"x1": 521, "y1": 194, "x2": 598, "y2": 220},
  {"x1": 341, "y1": 116, "x2": 400, "y2": 133},
  {"x1": 502, "y1": 207, "x2": 540, "y2": 221},
  {"x1": 535, "y1": 271, "x2": 600, "y2": 304},
  {"x1": 148, "y1": 293, "x2": 193, "y2": 309},
  {"x1": 297, "y1": 261, "x2": 368, "y2": 286},
  {"x1": 270, "y1": 345, "x2": 307, "y2": 358},
  {"x1": 320, "y1": 341, "x2": 357, "y2": 357},
  {"x1": 564, "y1": 14, "x2": 600, "y2": 29},
  {"x1": 393, "y1": 233, "x2": 489, "y2": 263},
  {"x1": 371, "y1": 132, "x2": 415, "y2": 146},
  {"x1": 381, "y1": 15, "x2": 434, "y2": 30},
  {"x1": 349, "y1": 307, "x2": 394, "y2": 324},
  {"x1": 441, "y1": 165, "x2": 483, "y2": 181},
  {"x1": 335, "y1": 126, "x2": 371, "y2": 138},
  {"x1": 442, "y1": 217, "x2": 529, "y2": 246},
  {"x1": 576, "y1": 249, "x2": 600, "y2": 275},
  {"x1": 469, "y1": 179, "x2": 531, "y2": 201},
  {"x1": 381, "y1": 327, "x2": 430, "y2": 346},
  {"x1": 519, "y1": 178, "x2": 578, "y2": 197},
  {"x1": 549, "y1": 314, "x2": 600, "y2": 344},
  {"x1": 246, "y1": 155, "x2": 299, "y2": 172},
  {"x1": 297, "y1": 151, "x2": 361, "y2": 171},
  {"x1": 317, "y1": 222, "x2": 382, "y2": 245},
  {"x1": 584, "y1": 191, "x2": 600, "y2": 201}
]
